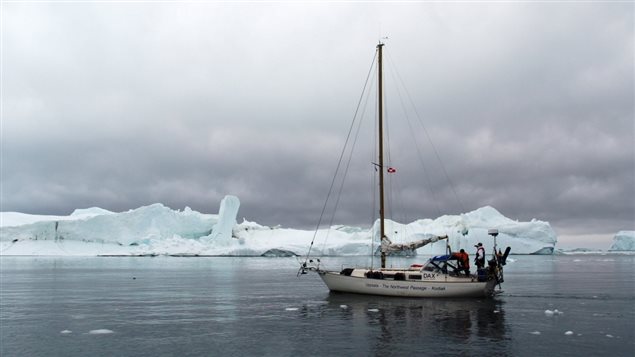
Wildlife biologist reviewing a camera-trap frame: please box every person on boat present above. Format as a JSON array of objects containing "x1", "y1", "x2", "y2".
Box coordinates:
[
  {"x1": 496, "y1": 248, "x2": 503, "y2": 264},
  {"x1": 456, "y1": 249, "x2": 470, "y2": 276},
  {"x1": 474, "y1": 243, "x2": 485, "y2": 269}
]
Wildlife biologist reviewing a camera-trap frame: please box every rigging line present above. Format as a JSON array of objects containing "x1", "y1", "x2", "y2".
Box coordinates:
[
  {"x1": 320, "y1": 56, "x2": 377, "y2": 257},
  {"x1": 320, "y1": 69, "x2": 375, "y2": 256},
  {"x1": 386, "y1": 52, "x2": 467, "y2": 213},
  {"x1": 302, "y1": 50, "x2": 378, "y2": 265},
  {"x1": 385, "y1": 57, "x2": 442, "y2": 218}
]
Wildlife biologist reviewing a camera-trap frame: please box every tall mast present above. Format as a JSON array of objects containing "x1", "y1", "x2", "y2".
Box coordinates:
[{"x1": 377, "y1": 42, "x2": 386, "y2": 269}]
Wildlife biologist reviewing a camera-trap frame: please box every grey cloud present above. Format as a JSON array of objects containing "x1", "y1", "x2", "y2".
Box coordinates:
[{"x1": 2, "y1": 3, "x2": 633, "y2": 248}]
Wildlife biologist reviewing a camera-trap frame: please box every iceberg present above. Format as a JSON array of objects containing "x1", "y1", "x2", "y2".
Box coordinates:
[
  {"x1": 369, "y1": 206, "x2": 557, "y2": 256},
  {"x1": 0, "y1": 196, "x2": 557, "y2": 256},
  {"x1": 608, "y1": 231, "x2": 635, "y2": 251},
  {"x1": 208, "y1": 195, "x2": 240, "y2": 244}
]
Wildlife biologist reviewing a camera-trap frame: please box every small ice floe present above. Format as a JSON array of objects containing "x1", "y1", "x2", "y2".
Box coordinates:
[
  {"x1": 493, "y1": 310, "x2": 500, "y2": 314},
  {"x1": 284, "y1": 307, "x2": 299, "y2": 311},
  {"x1": 529, "y1": 331, "x2": 541, "y2": 335},
  {"x1": 606, "y1": 334, "x2": 614, "y2": 338},
  {"x1": 339, "y1": 305, "x2": 348, "y2": 309},
  {"x1": 60, "y1": 330, "x2": 72, "y2": 334},
  {"x1": 88, "y1": 329, "x2": 114, "y2": 335},
  {"x1": 544, "y1": 309, "x2": 563, "y2": 316},
  {"x1": 367, "y1": 308, "x2": 379, "y2": 312},
  {"x1": 564, "y1": 331, "x2": 574, "y2": 336}
]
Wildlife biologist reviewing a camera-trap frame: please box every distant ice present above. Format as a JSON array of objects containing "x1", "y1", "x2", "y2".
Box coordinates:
[
  {"x1": 1, "y1": 196, "x2": 558, "y2": 256},
  {"x1": 284, "y1": 307, "x2": 299, "y2": 311},
  {"x1": 70, "y1": 207, "x2": 115, "y2": 218},
  {"x1": 340, "y1": 305, "x2": 348, "y2": 309},
  {"x1": 368, "y1": 308, "x2": 379, "y2": 312},
  {"x1": 609, "y1": 231, "x2": 635, "y2": 251},
  {"x1": 60, "y1": 330, "x2": 72, "y2": 334},
  {"x1": 529, "y1": 331, "x2": 541, "y2": 335},
  {"x1": 545, "y1": 309, "x2": 563, "y2": 316},
  {"x1": 88, "y1": 329, "x2": 114, "y2": 334},
  {"x1": 564, "y1": 331, "x2": 574, "y2": 335}
]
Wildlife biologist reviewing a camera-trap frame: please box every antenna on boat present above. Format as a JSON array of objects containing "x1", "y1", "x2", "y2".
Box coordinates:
[
  {"x1": 488, "y1": 228, "x2": 506, "y2": 289},
  {"x1": 488, "y1": 228, "x2": 499, "y2": 256}
]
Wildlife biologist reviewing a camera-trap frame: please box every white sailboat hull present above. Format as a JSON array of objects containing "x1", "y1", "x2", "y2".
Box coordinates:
[{"x1": 318, "y1": 270, "x2": 497, "y2": 298}]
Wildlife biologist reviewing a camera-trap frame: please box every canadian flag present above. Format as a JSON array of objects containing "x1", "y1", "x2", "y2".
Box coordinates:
[{"x1": 387, "y1": 167, "x2": 396, "y2": 173}]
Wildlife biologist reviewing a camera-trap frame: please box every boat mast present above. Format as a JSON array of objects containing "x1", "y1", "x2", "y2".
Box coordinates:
[{"x1": 377, "y1": 42, "x2": 387, "y2": 269}]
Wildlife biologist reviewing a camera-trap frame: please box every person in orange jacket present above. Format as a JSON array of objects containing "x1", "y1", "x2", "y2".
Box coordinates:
[{"x1": 456, "y1": 249, "x2": 470, "y2": 276}]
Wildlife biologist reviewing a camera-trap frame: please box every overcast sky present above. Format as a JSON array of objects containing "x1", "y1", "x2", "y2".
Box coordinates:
[{"x1": 2, "y1": 2, "x2": 633, "y2": 248}]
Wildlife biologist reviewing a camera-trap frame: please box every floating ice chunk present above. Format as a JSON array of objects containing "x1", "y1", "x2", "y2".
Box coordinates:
[
  {"x1": 88, "y1": 329, "x2": 113, "y2": 334},
  {"x1": 564, "y1": 331, "x2": 574, "y2": 335},
  {"x1": 340, "y1": 305, "x2": 348, "y2": 309},
  {"x1": 529, "y1": 331, "x2": 541, "y2": 335},
  {"x1": 493, "y1": 310, "x2": 500, "y2": 313},
  {"x1": 60, "y1": 330, "x2": 72, "y2": 334},
  {"x1": 368, "y1": 308, "x2": 379, "y2": 312},
  {"x1": 606, "y1": 334, "x2": 614, "y2": 338},
  {"x1": 284, "y1": 307, "x2": 299, "y2": 311},
  {"x1": 545, "y1": 309, "x2": 563, "y2": 316}
]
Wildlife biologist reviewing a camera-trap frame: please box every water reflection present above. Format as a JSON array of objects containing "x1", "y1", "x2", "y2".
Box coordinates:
[{"x1": 322, "y1": 293, "x2": 510, "y2": 354}]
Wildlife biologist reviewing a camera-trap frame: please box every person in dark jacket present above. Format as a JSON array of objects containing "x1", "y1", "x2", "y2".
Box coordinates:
[{"x1": 474, "y1": 242, "x2": 485, "y2": 269}]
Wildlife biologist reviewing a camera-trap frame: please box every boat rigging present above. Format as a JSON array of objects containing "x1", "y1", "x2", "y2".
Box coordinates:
[{"x1": 299, "y1": 42, "x2": 509, "y2": 298}]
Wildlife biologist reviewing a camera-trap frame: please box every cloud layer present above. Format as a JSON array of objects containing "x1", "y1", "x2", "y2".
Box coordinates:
[{"x1": 3, "y1": 3, "x2": 633, "y2": 247}]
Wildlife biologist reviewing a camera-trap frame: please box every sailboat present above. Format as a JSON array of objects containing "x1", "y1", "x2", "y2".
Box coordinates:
[{"x1": 299, "y1": 43, "x2": 508, "y2": 298}]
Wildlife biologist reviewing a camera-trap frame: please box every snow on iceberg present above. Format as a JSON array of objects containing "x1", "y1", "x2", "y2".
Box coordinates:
[
  {"x1": 368, "y1": 206, "x2": 557, "y2": 256},
  {"x1": 0, "y1": 197, "x2": 556, "y2": 256},
  {"x1": 608, "y1": 231, "x2": 635, "y2": 251}
]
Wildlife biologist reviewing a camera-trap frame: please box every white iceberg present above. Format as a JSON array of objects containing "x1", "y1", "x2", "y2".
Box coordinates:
[
  {"x1": 608, "y1": 231, "x2": 635, "y2": 251},
  {"x1": 0, "y1": 196, "x2": 557, "y2": 256}
]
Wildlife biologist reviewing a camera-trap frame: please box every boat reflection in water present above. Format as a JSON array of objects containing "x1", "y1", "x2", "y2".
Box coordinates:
[{"x1": 296, "y1": 293, "x2": 509, "y2": 355}]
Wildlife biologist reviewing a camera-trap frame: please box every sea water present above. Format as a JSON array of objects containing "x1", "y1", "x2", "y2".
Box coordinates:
[{"x1": 0, "y1": 255, "x2": 633, "y2": 356}]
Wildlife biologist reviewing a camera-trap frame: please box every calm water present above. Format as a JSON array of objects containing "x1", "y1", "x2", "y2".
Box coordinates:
[{"x1": 0, "y1": 255, "x2": 633, "y2": 356}]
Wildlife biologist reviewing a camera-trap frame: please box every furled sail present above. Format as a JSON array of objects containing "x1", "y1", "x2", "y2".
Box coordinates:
[{"x1": 381, "y1": 235, "x2": 448, "y2": 253}]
